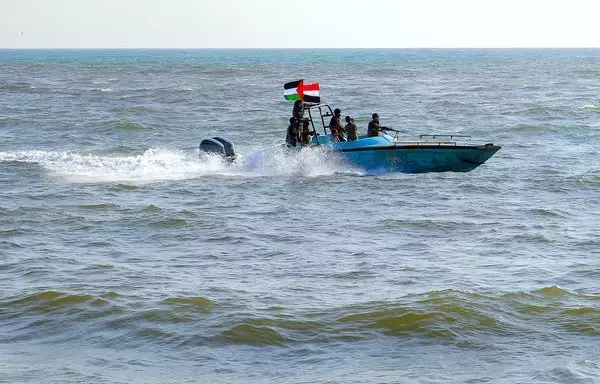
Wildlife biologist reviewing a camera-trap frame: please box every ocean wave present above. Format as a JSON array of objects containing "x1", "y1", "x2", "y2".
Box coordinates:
[
  {"x1": 583, "y1": 104, "x2": 599, "y2": 111},
  {"x1": 501, "y1": 124, "x2": 544, "y2": 133},
  {"x1": 2, "y1": 287, "x2": 598, "y2": 347},
  {"x1": 149, "y1": 218, "x2": 189, "y2": 228},
  {"x1": 0, "y1": 240, "x2": 24, "y2": 249},
  {"x1": 0, "y1": 82, "x2": 35, "y2": 91},
  {"x1": 113, "y1": 120, "x2": 153, "y2": 131},
  {"x1": 377, "y1": 218, "x2": 495, "y2": 231},
  {"x1": 162, "y1": 296, "x2": 215, "y2": 312},
  {"x1": 217, "y1": 323, "x2": 289, "y2": 346},
  {"x1": 128, "y1": 309, "x2": 194, "y2": 325},
  {"x1": 0, "y1": 291, "x2": 109, "y2": 315},
  {"x1": 110, "y1": 106, "x2": 157, "y2": 114},
  {"x1": 0, "y1": 228, "x2": 26, "y2": 236},
  {"x1": 180, "y1": 65, "x2": 253, "y2": 76},
  {"x1": 141, "y1": 204, "x2": 161, "y2": 212},
  {"x1": 500, "y1": 123, "x2": 591, "y2": 134},
  {"x1": 110, "y1": 183, "x2": 140, "y2": 191},
  {"x1": 553, "y1": 169, "x2": 600, "y2": 188},
  {"x1": 78, "y1": 203, "x2": 120, "y2": 210},
  {"x1": 0, "y1": 117, "x2": 25, "y2": 126}
]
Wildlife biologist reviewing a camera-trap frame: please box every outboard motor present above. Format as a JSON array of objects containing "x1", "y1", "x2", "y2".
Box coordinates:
[{"x1": 199, "y1": 136, "x2": 236, "y2": 162}]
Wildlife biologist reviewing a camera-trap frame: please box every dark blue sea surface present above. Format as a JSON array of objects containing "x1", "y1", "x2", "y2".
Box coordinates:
[{"x1": 1, "y1": 49, "x2": 600, "y2": 383}]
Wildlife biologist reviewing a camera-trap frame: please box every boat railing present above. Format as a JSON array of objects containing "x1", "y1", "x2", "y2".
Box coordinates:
[
  {"x1": 419, "y1": 134, "x2": 471, "y2": 140},
  {"x1": 304, "y1": 103, "x2": 335, "y2": 145},
  {"x1": 395, "y1": 141, "x2": 457, "y2": 146}
]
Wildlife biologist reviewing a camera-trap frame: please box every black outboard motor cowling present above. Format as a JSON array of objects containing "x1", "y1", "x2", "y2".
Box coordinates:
[
  {"x1": 199, "y1": 137, "x2": 236, "y2": 161},
  {"x1": 212, "y1": 137, "x2": 235, "y2": 158}
]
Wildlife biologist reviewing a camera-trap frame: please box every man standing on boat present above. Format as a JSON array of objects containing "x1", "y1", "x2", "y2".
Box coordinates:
[
  {"x1": 300, "y1": 118, "x2": 312, "y2": 146},
  {"x1": 291, "y1": 100, "x2": 303, "y2": 138},
  {"x1": 329, "y1": 108, "x2": 346, "y2": 142},
  {"x1": 368, "y1": 113, "x2": 382, "y2": 137},
  {"x1": 344, "y1": 116, "x2": 358, "y2": 141},
  {"x1": 286, "y1": 117, "x2": 300, "y2": 147},
  {"x1": 292, "y1": 100, "x2": 303, "y2": 120}
]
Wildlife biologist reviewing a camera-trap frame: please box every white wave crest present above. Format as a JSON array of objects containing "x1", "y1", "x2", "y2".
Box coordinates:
[
  {"x1": 93, "y1": 88, "x2": 114, "y2": 92},
  {"x1": 0, "y1": 146, "x2": 361, "y2": 185}
]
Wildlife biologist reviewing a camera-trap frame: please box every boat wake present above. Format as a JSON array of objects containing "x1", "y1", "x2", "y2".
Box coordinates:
[
  {"x1": 0, "y1": 146, "x2": 362, "y2": 185},
  {"x1": 240, "y1": 144, "x2": 361, "y2": 178}
]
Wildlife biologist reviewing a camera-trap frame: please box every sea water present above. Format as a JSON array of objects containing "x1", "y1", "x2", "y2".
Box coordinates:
[{"x1": 1, "y1": 49, "x2": 599, "y2": 383}]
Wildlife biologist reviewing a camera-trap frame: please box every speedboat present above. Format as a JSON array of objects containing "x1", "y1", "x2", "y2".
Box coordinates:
[
  {"x1": 199, "y1": 103, "x2": 500, "y2": 173},
  {"x1": 311, "y1": 133, "x2": 500, "y2": 173},
  {"x1": 300, "y1": 103, "x2": 500, "y2": 173}
]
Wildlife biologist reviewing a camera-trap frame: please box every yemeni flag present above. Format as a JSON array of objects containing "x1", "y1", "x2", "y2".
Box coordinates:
[
  {"x1": 283, "y1": 79, "x2": 321, "y2": 103},
  {"x1": 302, "y1": 82, "x2": 320, "y2": 103},
  {"x1": 284, "y1": 79, "x2": 303, "y2": 101}
]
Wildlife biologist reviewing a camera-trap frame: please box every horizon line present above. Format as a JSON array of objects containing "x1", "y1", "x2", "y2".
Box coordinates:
[{"x1": 1, "y1": 46, "x2": 599, "y2": 50}]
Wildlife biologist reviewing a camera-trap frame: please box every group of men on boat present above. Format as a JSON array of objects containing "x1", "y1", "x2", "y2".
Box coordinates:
[
  {"x1": 286, "y1": 100, "x2": 385, "y2": 147},
  {"x1": 285, "y1": 100, "x2": 312, "y2": 148}
]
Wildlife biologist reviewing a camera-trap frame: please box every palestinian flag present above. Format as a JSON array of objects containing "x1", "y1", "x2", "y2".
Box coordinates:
[
  {"x1": 283, "y1": 80, "x2": 321, "y2": 103},
  {"x1": 284, "y1": 79, "x2": 303, "y2": 101}
]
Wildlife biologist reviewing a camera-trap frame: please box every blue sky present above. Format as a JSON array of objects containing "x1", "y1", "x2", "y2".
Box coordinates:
[{"x1": 1, "y1": 0, "x2": 599, "y2": 48}]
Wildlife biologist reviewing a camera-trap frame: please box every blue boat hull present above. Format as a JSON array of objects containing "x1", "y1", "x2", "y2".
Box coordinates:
[
  {"x1": 339, "y1": 144, "x2": 500, "y2": 173},
  {"x1": 316, "y1": 135, "x2": 500, "y2": 173}
]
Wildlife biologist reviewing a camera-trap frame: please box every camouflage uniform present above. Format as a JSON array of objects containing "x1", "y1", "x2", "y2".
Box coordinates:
[
  {"x1": 286, "y1": 117, "x2": 299, "y2": 147},
  {"x1": 329, "y1": 115, "x2": 345, "y2": 142},
  {"x1": 345, "y1": 121, "x2": 358, "y2": 141},
  {"x1": 301, "y1": 119, "x2": 312, "y2": 147},
  {"x1": 292, "y1": 100, "x2": 303, "y2": 120}
]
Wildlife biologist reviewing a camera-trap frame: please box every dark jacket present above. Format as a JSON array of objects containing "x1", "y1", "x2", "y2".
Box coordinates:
[
  {"x1": 367, "y1": 120, "x2": 381, "y2": 137},
  {"x1": 286, "y1": 123, "x2": 299, "y2": 147}
]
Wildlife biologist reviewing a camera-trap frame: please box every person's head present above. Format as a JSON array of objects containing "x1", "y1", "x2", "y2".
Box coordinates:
[
  {"x1": 334, "y1": 108, "x2": 341, "y2": 117},
  {"x1": 372, "y1": 113, "x2": 379, "y2": 121},
  {"x1": 294, "y1": 100, "x2": 302, "y2": 107},
  {"x1": 289, "y1": 117, "x2": 296, "y2": 124},
  {"x1": 303, "y1": 118, "x2": 310, "y2": 126}
]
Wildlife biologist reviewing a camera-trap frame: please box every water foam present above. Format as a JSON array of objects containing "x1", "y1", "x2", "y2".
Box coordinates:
[
  {"x1": 240, "y1": 145, "x2": 361, "y2": 178},
  {"x1": 0, "y1": 146, "x2": 360, "y2": 185}
]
